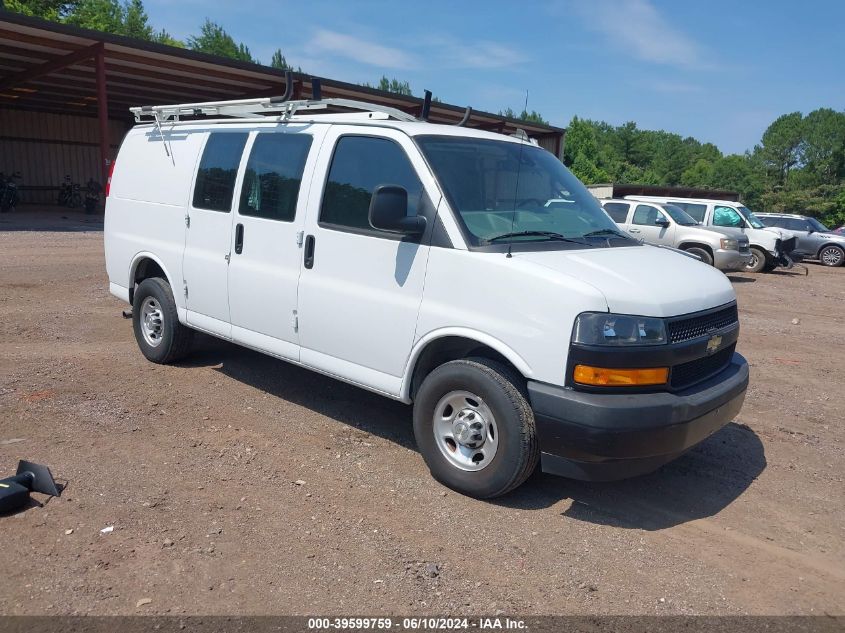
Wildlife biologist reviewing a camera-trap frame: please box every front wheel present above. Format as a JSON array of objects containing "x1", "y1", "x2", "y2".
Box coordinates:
[
  {"x1": 745, "y1": 247, "x2": 768, "y2": 273},
  {"x1": 413, "y1": 358, "x2": 539, "y2": 499},
  {"x1": 132, "y1": 277, "x2": 194, "y2": 364},
  {"x1": 684, "y1": 246, "x2": 713, "y2": 266},
  {"x1": 819, "y1": 245, "x2": 844, "y2": 267}
]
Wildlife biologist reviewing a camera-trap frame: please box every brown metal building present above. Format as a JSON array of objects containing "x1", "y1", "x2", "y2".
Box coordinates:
[{"x1": 0, "y1": 12, "x2": 566, "y2": 208}]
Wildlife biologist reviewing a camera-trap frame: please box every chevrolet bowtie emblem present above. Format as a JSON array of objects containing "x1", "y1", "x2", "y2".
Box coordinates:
[{"x1": 706, "y1": 334, "x2": 723, "y2": 354}]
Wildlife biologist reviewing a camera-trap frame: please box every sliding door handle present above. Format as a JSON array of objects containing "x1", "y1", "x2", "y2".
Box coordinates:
[
  {"x1": 304, "y1": 234, "x2": 315, "y2": 269},
  {"x1": 234, "y1": 223, "x2": 244, "y2": 254}
]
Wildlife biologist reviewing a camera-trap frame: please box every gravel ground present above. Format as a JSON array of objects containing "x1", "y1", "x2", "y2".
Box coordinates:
[{"x1": 0, "y1": 217, "x2": 842, "y2": 616}]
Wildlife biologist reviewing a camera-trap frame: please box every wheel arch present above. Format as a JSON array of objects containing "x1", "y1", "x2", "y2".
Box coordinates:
[
  {"x1": 129, "y1": 252, "x2": 173, "y2": 304},
  {"x1": 401, "y1": 329, "x2": 532, "y2": 402},
  {"x1": 678, "y1": 241, "x2": 715, "y2": 259},
  {"x1": 816, "y1": 242, "x2": 845, "y2": 258}
]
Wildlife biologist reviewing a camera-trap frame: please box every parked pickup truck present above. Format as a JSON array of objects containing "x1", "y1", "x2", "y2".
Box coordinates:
[
  {"x1": 601, "y1": 199, "x2": 750, "y2": 271},
  {"x1": 104, "y1": 94, "x2": 749, "y2": 498}
]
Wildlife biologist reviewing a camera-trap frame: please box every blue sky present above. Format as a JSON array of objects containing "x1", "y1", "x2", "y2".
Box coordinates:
[{"x1": 145, "y1": 0, "x2": 845, "y2": 155}]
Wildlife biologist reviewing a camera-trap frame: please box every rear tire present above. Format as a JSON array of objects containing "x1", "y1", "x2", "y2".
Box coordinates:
[
  {"x1": 745, "y1": 247, "x2": 767, "y2": 273},
  {"x1": 684, "y1": 246, "x2": 713, "y2": 266},
  {"x1": 413, "y1": 358, "x2": 539, "y2": 499},
  {"x1": 819, "y1": 245, "x2": 844, "y2": 267},
  {"x1": 132, "y1": 277, "x2": 193, "y2": 364}
]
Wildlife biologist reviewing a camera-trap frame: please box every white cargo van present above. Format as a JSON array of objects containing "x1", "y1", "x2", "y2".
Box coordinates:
[
  {"x1": 104, "y1": 95, "x2": 748, "y2": 498},
  {"x1": 625, "y1": 195, "x2": 793, "y2": 273}
]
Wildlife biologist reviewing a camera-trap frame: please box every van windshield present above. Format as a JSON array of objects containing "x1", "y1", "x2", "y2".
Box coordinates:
[
  {"x1": 736, "y1": 206, "x2": 767, "y2": 229},
  {"x1": 416, "y1": 135, "x2": 634, "y2": 248},
  {"x1": 662, "y1": 204, "x2": 698, "y2": 226}
]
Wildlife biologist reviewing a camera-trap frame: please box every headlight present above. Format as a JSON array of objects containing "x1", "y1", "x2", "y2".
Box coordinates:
[
  {"x1": 720, "y1": 238, "x2": 739, "y2": 250},
  {"x1": 572, "y1": 313, "x2": 667, "y2": 346}
]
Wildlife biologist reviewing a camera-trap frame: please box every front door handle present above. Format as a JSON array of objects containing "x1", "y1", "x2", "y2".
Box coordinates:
[
  {"x1": 304, "y1": 234, "x2": 315, "y2": 269},
  {"x1": 629, "y1": 228, "x2": 641, "y2": 233},
  {"x1": 235, "y1": 223, "x2": 244, "y2": 254}
]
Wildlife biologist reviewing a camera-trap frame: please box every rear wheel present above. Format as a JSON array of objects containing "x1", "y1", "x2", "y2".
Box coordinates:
[
  {"x1": 745, "y1": 247, "x2": 767, "y2": 273},
  {"x1": 684, "y1": 246, "x2": 713, "y2": 266},
  {"x1": 132, "y1": 277, "x2": 193, "y2": 364},
  {"x1": 819, "y1": 245, "x2": 844, "y2": 267},
  {"x1": 413, "y1": 358, "x2": 538, "y2": 499}
]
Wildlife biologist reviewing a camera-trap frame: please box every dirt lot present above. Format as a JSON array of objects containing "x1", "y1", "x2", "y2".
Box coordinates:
[{"x1": 1, "y1": 213, "x2": 843, "y2": 616}]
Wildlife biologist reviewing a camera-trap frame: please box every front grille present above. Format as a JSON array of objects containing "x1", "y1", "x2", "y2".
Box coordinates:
[
  {"x1": 739, "y1": 243, "x2": 751, "y2": 254},
  {"x1": 667, "y1": 304, "x2": 738, "y2": 344},
  {"x1": 670, "y1": 344, "x2": 735, "y2": 389}
]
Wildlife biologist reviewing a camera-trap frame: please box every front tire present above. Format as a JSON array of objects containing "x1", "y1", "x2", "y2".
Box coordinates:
[
  {"x1": 819, "y1": 245, "x2": 844, "y2": 267},
  {"x1": 132, "y1": 277, "x2": 193, "y2": 364},
  {"x1": 413, "y1": 358, "x2": 539, "y2": 499},
  {"x1": 684, "y1": 246, "x2": 713, "y2": 266},
  {"x1": 745, "y1": 247, "x2": 767, "y2": 273}
]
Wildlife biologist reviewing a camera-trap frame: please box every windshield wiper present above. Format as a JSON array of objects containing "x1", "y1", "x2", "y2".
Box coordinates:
[
  {"x1": 488, "y1": 230, "x2": 591, "y2": 245},
  {"x1": 582, "y1": 229, "x2": 630, "y2": 238}
]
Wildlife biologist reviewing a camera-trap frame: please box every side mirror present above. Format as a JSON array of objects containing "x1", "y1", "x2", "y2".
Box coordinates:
[
  {"x1": 655, "y1": 217, "x2": 670, "y2": 227},
  {"x1": 368, "y1": 185, "x2": 426, "y2": 235}
]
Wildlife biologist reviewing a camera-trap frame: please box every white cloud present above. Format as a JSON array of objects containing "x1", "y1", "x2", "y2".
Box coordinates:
[
  {"x1": 428, "y1": 37, "x2": 528, "y2": 69},
  {"x1": 311, "y1": 29, "x2": 419, "y2": 70},
  {"x1": 572, "y1": 0, "x2": 705, "y2": 68}
]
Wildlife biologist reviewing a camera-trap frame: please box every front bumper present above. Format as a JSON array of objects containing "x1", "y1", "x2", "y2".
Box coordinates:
[
  {"x1": 528, "y1": 353, "x2": 749, "y2": 481},
  {"x1": 714, "y1": 248, "x2": 751, "y2": 271}
]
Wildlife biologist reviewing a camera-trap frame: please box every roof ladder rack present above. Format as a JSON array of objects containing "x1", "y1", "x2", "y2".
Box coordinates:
[{"x1": 130, "y1": 74, "x2": 419, "y2": 124}]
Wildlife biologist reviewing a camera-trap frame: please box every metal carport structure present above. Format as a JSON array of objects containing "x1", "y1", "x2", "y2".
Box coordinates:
[{"x1": 0, "y1": 12, "x2": 565, "y2": 204}]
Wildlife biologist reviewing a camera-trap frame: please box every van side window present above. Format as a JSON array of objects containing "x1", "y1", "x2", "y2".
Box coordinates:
[
  {"x1": 632, "y1": 205, "x2": 659, "y2": 225},
  {"x1": 602, "y1": 202, "x2": 630, "y2": 223},
  {"x1": 239, "y1": 133, "x2": 312, "y2": 222},
  {"x1": 320, "y1": 136, "x2": 422, "y2": 232},
  {"x1": 679, "y1": 203, "x2": 706, "y2": 223},
  {"x1": 193, "y1": 133, "x2": 248, "y2": 212},
  {"x1": 713, "y1": 205, "x2": 744, "y2": 228}
]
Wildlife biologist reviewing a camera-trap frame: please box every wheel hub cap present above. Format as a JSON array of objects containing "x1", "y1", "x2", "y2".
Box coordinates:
[
  {"x1": 433, "y1": 391, "x2": 499, "y2": 472},
  {"x1": 140, "y1": 297, "x2": 164, "y2": 347}
]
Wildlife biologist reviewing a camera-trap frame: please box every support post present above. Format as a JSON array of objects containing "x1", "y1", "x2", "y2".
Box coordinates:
[{"x1": 95, "y1": 44, "x2": 110, "y2": 185}]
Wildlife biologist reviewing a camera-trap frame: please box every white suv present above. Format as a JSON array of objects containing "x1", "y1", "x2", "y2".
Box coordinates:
[
  {"x1": 626, "y1": 195, "x2": 793, "y2": 272},
  {"x1": 104, "y1": 95, "x2": 748, "y2": 498},
  {"x1": 600, "y1": 199, "x2": 750, "y2": 271}
]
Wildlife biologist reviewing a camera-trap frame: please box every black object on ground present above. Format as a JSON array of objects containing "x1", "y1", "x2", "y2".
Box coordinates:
[{"x1": 0, "y1": 461, "x2": 60, "y2": 513}]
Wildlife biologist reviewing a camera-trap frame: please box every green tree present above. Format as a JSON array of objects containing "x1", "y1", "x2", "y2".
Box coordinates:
[
  {"x1": 801, "y1": 108, "x2": 845, "y2": 185},
  {"x1": 760, "y1": 112, "x2": 803, "y2": 184},
  {"x1": 152, "y1": 28, "x2": 184, "y2": 47},
  {"x1": 187, "y1": 19, "x2": 255, "y2": 63},
  {"x1": 3, "y1": 0, "x2": 77, "y2": 19},
  {"x1": 63, "y1": 0, "x2": 124, "y2": 33},
  {"x1": 270, "y1": 49, "x2": 301, "y2": 72},
  {"x1": 121, "y1": 0, "x2": 151, "y2": 39}
]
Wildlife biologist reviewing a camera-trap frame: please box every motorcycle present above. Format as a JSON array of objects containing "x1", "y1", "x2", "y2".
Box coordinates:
[
  {"x1": 58, "y1": 175, "x2": 82, "y2": 208},
  {"x1": 0, "y1": 171, "x2": 22, "y2": 213},
  {"x1": 84, "y1": 178, "x2": 102, "y2": 215}
]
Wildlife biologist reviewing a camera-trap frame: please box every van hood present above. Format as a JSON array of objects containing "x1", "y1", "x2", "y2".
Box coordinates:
[{"x1": 514, "y1": 245, "x2": 736, "y2": 317}]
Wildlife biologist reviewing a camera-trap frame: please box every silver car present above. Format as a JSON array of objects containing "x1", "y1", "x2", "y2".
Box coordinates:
[
  {"x1": 756, "y1": 213, "x2": 845, "y2": 267},
  {"x1": 601, "y1": 199, "x2": 751, "y2": 271}
]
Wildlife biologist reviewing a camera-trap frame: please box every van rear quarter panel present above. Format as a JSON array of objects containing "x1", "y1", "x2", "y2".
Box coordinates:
[{"x1": 104, "y1": 125, "x2": 206, "y2": 306}]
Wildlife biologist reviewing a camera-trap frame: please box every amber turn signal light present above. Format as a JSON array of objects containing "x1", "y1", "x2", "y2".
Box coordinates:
[{"x1": 573, "y1": 365, "x2": 669, "y2": 386}]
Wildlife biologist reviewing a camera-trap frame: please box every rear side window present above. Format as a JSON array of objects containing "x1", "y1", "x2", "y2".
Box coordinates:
[
  {"x1": 632, "y1": 205, "x2": 660, "y2": 225},
  {"x1": 239, "y1": 133, "x2": 312, "y2": 222},
  {"x1": 193, "y1": 133, "x2": 248, "y2": 212},
  {"x1": 713, "y1": 205, "x2": 744, "y2": 228},
  {"x1": 783, "y1": 218, "x2": 811, "y2": 231},
  {"x1": 760, "y1": 216, "x2": 782, "y2": 227},
  {"x1": 677, "y1": 203, "x2": 707, "y2": 222},
  {"x1": 603, "y1": 202, "x2": 630, "y2": 223},
  {"x1": 320, "y1": 136, "x2": 422, "y2": 231}
]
